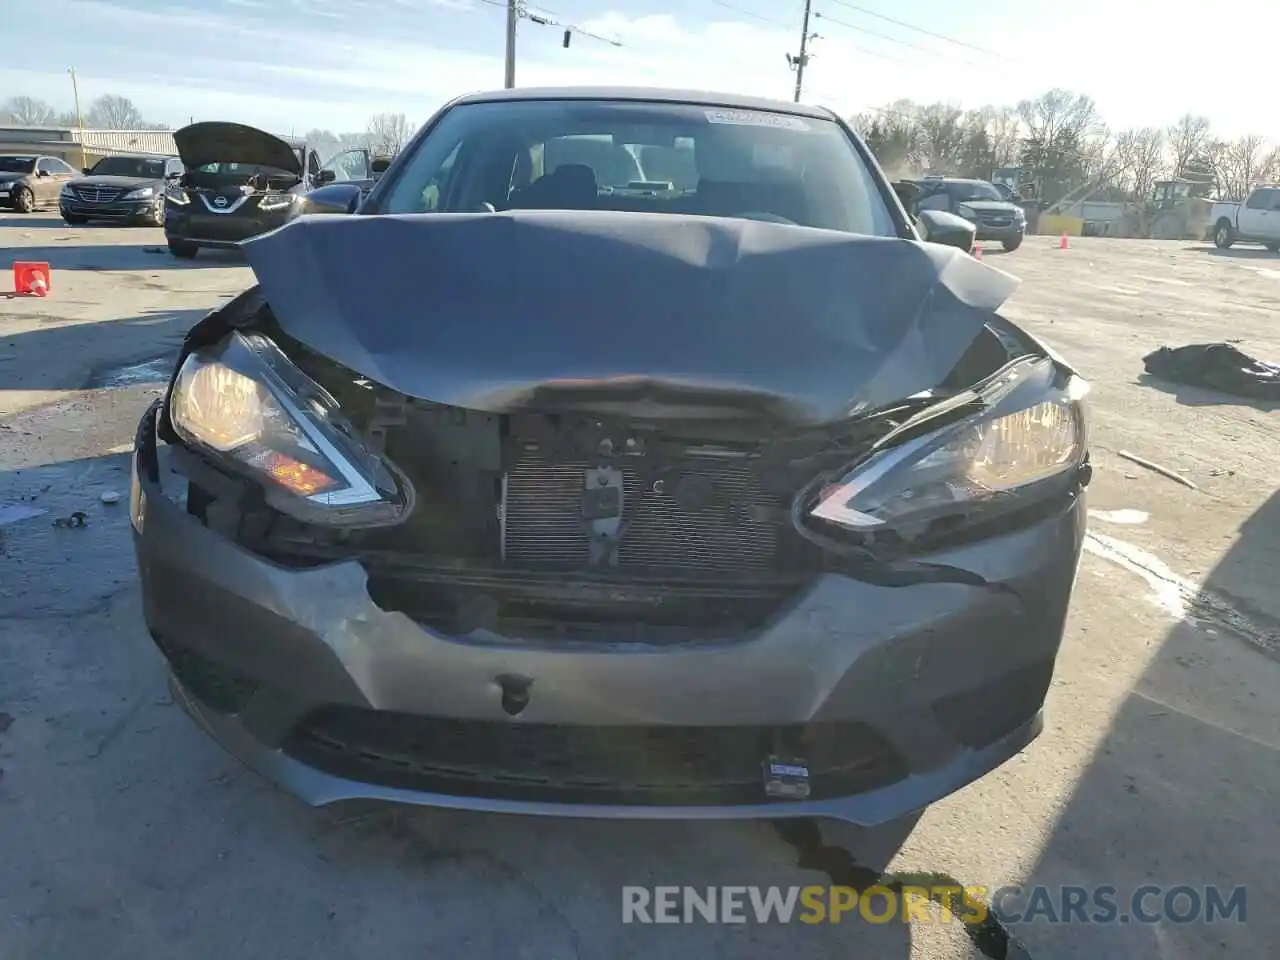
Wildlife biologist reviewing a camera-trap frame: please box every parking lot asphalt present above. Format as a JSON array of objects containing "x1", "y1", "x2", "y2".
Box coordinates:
[{"x1": 0, "y1": 215, "x2": 1277, "y2": 959}]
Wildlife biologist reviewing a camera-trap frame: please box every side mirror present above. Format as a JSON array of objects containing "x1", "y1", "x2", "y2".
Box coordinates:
[
  {"x1": 916, "y1": 209, "x2": 977, "y2": 253},
  {"x1": 165, "y1": 171, "x2": 181, "y2": 181},
  {"x1": 294, "y1": 182, "x2": 362, "y2": 217},
  {"x1": 83, "y1": 167, "x2": 93, "y2": 176},
  {"x1": 371, "y1": 155, "x2": 392, "y2": 174},
  {"x1": 314, "y1": 168, "x2": 337, "y2": 185},
  {"x1": 37, "y1": 169, "x2": 50, "y2": 178}
]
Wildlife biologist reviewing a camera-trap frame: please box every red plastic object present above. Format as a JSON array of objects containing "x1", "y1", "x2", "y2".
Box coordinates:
[{"x1": 13, "y1": 261, "x2": 51, "y2": 297}]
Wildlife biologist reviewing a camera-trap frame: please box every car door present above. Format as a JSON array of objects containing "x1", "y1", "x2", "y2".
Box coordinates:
[
  {"x1": 33, "y1": 158, "x2": 61, "y2": 203},
  {"x1": 1236, "y1": 188, "x2": 1272, "y2": 241},
  {"x1": 1266, "y1": 190, "x2": 1280, "y2": 242},
  {"x1": 39, "y1": 157, "x2": 77, "y2": 202},
  {"x1": 916, "y1": 184, "x2": 951, "y2": 214},
  {"x1": 320, "y1": 148, "x2": 373, "y2": 189}
]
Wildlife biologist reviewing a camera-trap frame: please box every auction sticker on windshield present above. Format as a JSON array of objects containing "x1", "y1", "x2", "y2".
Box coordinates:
[{"x1": 704, "y1": 109, "x2": 811, "y2": 131}]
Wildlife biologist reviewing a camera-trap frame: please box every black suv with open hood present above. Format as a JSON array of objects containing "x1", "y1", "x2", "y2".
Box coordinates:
[
  {"x1": 164, "y1": 122, "x2": 330, "y2": 258},
  {"x1": 60, "y1": 154, "x2": 183, "y2": 226}
]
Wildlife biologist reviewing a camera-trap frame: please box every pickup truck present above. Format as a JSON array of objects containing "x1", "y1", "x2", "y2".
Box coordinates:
[{"x1": 1210, "y1": 186, "x2": 1280, "y2": 251}]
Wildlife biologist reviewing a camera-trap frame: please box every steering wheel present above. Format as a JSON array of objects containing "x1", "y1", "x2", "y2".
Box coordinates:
[{"x1": 737, "y1": 211, "x2": 797, "y2": 225}]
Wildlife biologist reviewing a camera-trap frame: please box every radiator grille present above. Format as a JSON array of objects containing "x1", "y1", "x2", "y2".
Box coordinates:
[
  {"x1": 75, "y1": 186, "x2": 124, "y2": 203},
  {"x1": 502, "y1": 451, "x2": 781, "y2": 574}
]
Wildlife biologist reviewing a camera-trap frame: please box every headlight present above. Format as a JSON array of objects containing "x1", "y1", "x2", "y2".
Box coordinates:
[
  {"x1": 60, "y1": 184, "x2": 76, "y2": 196},
  {"x1": 123, "y1": 186, "x2": 155, "y2": 200},
  {"x1": 1013, "y1": 207, "x2": 1026, "y2": 221},
  {"x1": 169, "y1": 331, "x2": 408, "y2": 524},
  {"x1": 257, "y1": 193, "x2": 295, "y2": 212},
  {"x1": 165, "y1": 184, "x2": 189, "y2": 205},
  {"x1": 955, "y1": 203, "x2": 977, "y2": 220},
  {"x1": 809, "y1": 361, "x2": 1087, "y2": 538}
]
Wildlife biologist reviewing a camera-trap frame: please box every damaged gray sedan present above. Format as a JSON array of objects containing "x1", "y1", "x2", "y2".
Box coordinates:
[{"x1": 130, "y1": 87, "x2": 1090, "y2": 823}]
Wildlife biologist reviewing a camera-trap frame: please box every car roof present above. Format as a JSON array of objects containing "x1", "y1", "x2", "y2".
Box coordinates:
[
  {"x1": 94, "y1": 154, "x2": 179, "y2": 161},
  {"x1": 449, "y1": 86, "x2": 836, "y2": 120}
]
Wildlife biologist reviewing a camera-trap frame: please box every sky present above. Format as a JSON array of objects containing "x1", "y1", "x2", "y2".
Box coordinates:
[{"x1": 2, "y1": 0, "x2": 1277, "y2": 139}]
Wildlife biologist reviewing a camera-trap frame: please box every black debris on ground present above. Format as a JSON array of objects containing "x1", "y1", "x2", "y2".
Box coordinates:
[{"x1": 1143, "y1": 342, "x2": 1280, "y2": 401}]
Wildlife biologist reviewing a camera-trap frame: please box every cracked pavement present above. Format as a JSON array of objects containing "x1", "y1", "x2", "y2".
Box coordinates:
[{"x1": 1, "y1": 216, "x2": 1278, "y2": 958}]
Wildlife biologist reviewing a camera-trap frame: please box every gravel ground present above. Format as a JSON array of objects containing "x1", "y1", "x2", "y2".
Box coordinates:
[{"x1": 0, "y1": 217, "x2": 1277, "y2": 959}]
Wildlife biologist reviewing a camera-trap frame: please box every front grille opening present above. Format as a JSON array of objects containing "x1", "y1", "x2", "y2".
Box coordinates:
[
  {"x1": 364, "y1": 574, "x2": 804, "y2": 643},
  {"x1": 152, "y1": 633, "x2": 258, "y2": 714},
  {"x1": 930, "y1": 658, "x2": 1054, "y2": 748},
  {"x1": 502, "y1": 451, "x2": 792, "y2": 576},
  {"x1": 284, "y1": 706, "x2": 908, "y2": 806}
]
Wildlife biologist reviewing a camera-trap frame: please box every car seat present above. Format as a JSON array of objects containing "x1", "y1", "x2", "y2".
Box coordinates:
[
  {"x1": 691, "y1": 133, "x2": 811, "y2": 225},
  {"x1": 509, "y1": 163, "x2": 599, "y2": 210}
]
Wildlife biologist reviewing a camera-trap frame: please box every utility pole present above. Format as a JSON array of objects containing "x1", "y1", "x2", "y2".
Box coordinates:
[
  {"x1": 787, "y1": 0, "x2": 814, "y2": 103},
  {"x1": 68, "y1": 67, "x2": 87, "y2": 171},
  {"x1": 504, "y1": 0, "x2": 519, "y2": 89}
]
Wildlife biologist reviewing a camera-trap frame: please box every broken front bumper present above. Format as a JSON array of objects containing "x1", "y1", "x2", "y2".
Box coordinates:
[{"x1": 131, "y1": 403, "x2": 1085, "y2": 823}]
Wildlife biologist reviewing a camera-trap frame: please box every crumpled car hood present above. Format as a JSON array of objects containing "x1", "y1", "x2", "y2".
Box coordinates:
[
  {"x1": 242, "y1": 210, "x2": 1020, "y2": 424},
  {"x1": 174, "y1": 121, "x2": 301, "y2": 175}
]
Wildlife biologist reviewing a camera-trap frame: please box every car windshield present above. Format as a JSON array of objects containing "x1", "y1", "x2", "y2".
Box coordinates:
[
  {"x1": 948, "y1": 181, "x2": 1004, "y2": 202},
  {"x1": 0, "y1": 156, "x2": 36, "y2": 174},
  {"x1": 90, "y1": 156, "x2": 168, "y2": 178},
  {"x1": 189, "y1": 161, "x2": 299, "y2": 188},
  {"x1": 375, "y1": 99, "x2": 897, "y2": 236}
]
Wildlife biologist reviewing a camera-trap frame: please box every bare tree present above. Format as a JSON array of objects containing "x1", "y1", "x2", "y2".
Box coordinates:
[
  {"x1": 984, "y1": 106, "x2": 1024, "y2": 168},
  {"x1": 913, "y1": 104, "x2": 966, "y2": 173},
  {"x1": 1211, "y1": 135, "x2": 1267, "y2": 200},
  {"x1": 1110, "y1": 127, "x2": 1167, "y2": 199},
  {"x1": 1015, "y1": 89, "x2": 1103, "y2": 203},
  {"x1": 366, "y1": 113, "x2": 412, "y2": 155},
  {"x1": 1257, "y1": 145, "x2": 1280, "y2": 184},
  {"x1": 2, "y1": 96, "x2": 58, "y2": 126},
  {"x1": 87, "y1": 94, "x2": 144, "y2": 129},
  {"x1": 852, "y1": 105, "x2": 921, "y2": 178},
  {"x1": 1166, "y1": 113, "x2": 1210, "y2": 178}
]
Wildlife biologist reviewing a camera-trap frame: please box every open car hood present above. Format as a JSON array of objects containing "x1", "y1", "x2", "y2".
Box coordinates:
[
  {"x1": 242, "y1": 211, "x2": 1020, "y2": 424},
  {"x1": 173, "y1": 121, "x2": 301, "y2": 175}
]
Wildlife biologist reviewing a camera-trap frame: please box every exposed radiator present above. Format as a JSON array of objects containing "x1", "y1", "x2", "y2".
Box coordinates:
[{"x1": 501, "y1": 450, "x2": 781, "y2": 574}]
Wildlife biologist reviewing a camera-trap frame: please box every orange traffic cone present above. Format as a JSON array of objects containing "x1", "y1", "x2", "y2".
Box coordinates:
[
  {"x1": 972, "y1": 242, "x2": 983, "y2": 260},
  {"x1": 1059, "y1": 232, "x2": 1070, "y2": 250},
  {"x1": 13, "y1": 261, "x2": 50, "y2": 297}
]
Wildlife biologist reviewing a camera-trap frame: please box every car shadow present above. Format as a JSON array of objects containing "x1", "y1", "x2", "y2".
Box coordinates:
[
  {"x1": 1185, "y1": 245, "x2": 1279, "y2": 259},
  {"x1": 1136, "y1": 373, "x2": 1280, "y2": 411},
  {"x1": 1011, "y1": 489, "x2": 1280, "y2": 957},
  {"x1": 0, "y1": 307, "x2": 201, "y2": 392},
  {"x1": 2, "y1": 215, "x2": 72, "y2": 229},
  {"x1": 0, "y1": 241, "x2": 244, "y2": 272}
]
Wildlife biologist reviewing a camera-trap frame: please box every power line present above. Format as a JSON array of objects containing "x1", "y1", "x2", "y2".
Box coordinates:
[
  {"x1": 707, "y1": 0, "x2": 794, "y2": 30},
  {"x1": 823, "y1": 0, "x2": 1013, "y2": 60},
  {"x1": 812, "y1": 10, "x2": 943, "y2": 56}
]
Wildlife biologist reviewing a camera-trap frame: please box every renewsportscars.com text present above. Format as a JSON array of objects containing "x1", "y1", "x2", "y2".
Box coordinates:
[{"x1": 621, "y1": 884, "x2": 1247, "y2": 925}]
